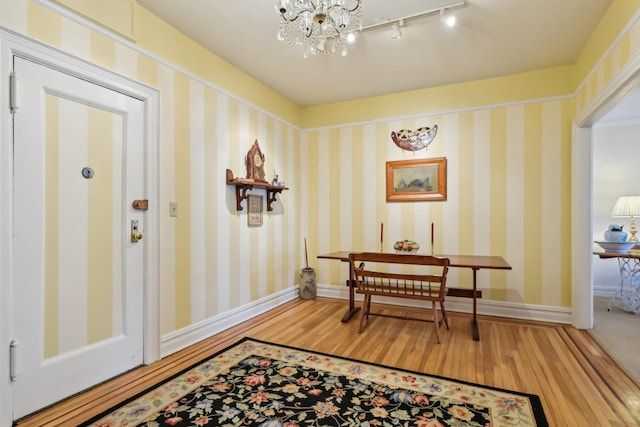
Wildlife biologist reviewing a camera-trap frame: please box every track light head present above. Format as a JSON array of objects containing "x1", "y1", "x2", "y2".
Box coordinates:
[
  {"x1": 390, "y1": 19, "x2": 404, "y2": 39},
  {"x1": 440, "y1": 8, "x2": 456, "y2": 27}
]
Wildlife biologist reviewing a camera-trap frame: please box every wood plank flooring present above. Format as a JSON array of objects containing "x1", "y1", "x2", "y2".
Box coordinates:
[{"x1": 15, "y1": 297, "x2": 640, "y2": 426}]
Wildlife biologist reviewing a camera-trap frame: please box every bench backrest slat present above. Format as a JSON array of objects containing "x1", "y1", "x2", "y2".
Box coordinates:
[{"x1": 349, "y1": 252, "x2": 450, "y2": 300}]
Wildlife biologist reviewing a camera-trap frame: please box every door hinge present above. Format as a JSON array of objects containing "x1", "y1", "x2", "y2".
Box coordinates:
[
  {"x1": 9, "y1": 71, "x2": 19, "y2": 114},
  {"x1": 10, "y1": 339, "x2": 19, "y2": 382}
]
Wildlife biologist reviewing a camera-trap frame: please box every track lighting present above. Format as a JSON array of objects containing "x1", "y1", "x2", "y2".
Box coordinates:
[
  {"x1": 440, "y1": 8, "x2": 457, "y2": 27},
  {"x1": 277, "y1": 0, "x2": 465, "y2": 57},
  {"x1": 390, "y1": 20, "x2": 403, "y2": 39},
  {"x1": 358, "y1": 1, "x2": 464, "y2": 35}
]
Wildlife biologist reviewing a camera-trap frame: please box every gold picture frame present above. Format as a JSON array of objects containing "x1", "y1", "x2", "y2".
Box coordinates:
[
  {"x1": 386, "y1": 157, "x2": 447, "y2": 202},
  {"x1": 247, "y1": 194, "x2": 263, "y2": 226}
]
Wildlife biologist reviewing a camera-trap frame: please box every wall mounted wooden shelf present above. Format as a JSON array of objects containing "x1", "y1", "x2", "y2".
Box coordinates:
[{"x1": 226, "y1": 169, "x2": 288, "y2": 212}]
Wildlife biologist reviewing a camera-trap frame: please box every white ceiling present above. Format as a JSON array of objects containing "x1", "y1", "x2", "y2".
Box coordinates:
[{"x1": 137, "y1": 0, "x2": 613, "y2": 107}]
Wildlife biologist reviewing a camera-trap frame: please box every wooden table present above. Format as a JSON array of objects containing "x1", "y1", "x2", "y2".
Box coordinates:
[
  {"x1": 317, "y1": 251, "x2": 512, "y2": 341},
  {"x1": 593, "y1": 250, "x2": 640, "y2": 314}
]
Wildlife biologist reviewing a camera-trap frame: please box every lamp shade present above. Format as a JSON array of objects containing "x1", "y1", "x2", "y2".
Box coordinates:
[{"x1": 611, "y1": 196, "x2": 640, "y2": 217}]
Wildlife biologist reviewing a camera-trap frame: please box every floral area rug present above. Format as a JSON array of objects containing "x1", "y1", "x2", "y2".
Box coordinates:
[{"x1": 82, "y1": 337, "x2": 548, "y2": 426}]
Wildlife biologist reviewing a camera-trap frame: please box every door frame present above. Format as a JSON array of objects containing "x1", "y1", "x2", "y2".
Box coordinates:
[
  {"x1": 0, "y1": 29, "x2": 160, "y2": 425},
  {"x1": 571, "y1": 49, "x2": 640, "y2": 331}
]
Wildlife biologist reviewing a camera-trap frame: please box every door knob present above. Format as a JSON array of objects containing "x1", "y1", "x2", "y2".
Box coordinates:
[{"x1": 131, "y1": 220, "x2": 143, "y2": 242}]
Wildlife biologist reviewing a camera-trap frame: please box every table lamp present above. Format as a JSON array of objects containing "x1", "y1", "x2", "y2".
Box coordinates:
[{"x1": 611, "y1": 196, "x2": 640, "y2": 242}]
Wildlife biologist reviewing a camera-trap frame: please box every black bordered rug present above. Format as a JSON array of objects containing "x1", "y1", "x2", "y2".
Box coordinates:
[{"x1": 82, "y1": 337, "x2": 548, "y2": 426}]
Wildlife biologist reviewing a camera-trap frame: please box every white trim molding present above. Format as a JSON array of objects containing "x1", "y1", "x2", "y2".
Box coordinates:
[
  {"x1": 570, "y1": 17, "x2": 640, "y2": 331},
  {"x1": 593, "y1": 287, "x2": 616, "y2": 298},
  {"x1": 161, "y1": 282, "x2": 573, "y2": 360},
  {"x1": 316, "y1": 284, "x2": 572, "y2": 325},
  {"x1": 160, "y1": 286, "x2": 300, "y2": 357}
]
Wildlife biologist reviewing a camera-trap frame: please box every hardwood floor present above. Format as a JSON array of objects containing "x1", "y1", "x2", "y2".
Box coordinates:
[{"x1": 16, "y1": 297, "x2": 640, "y2": 426}]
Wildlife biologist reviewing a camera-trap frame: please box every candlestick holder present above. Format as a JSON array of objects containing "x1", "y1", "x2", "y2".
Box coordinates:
[{"x1": 380, "y1": 240, "x2": 384, "y2": 253}]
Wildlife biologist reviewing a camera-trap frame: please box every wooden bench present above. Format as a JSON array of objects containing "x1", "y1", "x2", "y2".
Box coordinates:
[{"x1": 349, "y1": 252, "x2": 451, "y2": 343}]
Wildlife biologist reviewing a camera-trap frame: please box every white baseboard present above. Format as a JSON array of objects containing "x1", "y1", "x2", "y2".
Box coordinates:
[
  {"x1": 593, "y1": 286, "x2": 616, "y2": 297},
  {"x1": 316, "y1": 283, "x2": 573, "y2": 324},
  {"x1": 160, "y1": 282, "x2": 575, "y2": 359},
  {"x1": 160, "y1": 286, "x2": 300, "y2": 357}
]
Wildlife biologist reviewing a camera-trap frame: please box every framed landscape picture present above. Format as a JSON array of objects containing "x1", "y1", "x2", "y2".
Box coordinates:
[{"x1": 386, "y1": 157, "x2": 447, "y2": 202}]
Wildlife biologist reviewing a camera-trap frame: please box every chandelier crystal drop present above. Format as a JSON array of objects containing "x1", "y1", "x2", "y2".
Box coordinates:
[{"x1": 275, "y1": 0, "x2": 362, "y2": 58}]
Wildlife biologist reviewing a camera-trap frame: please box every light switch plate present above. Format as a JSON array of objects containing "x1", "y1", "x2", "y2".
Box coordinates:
[{"x1": 170, "y1": 202, "x2": 178, "y2": 217}]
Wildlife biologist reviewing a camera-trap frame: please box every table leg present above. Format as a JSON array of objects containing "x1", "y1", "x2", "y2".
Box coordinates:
[
  {"x1": 341, "y1": 261, "x2": 361, "y2": 322},
  {"x1": 471, "y1": 268, "x2": 480, "y2": 341},
  {"x1": 610, "y1": 257, "x2": 640, "y2": 314}
]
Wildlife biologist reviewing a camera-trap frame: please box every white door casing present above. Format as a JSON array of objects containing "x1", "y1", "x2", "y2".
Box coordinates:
[{"x1": 0, "y1": 30, "x2": 160, "y2": 425}]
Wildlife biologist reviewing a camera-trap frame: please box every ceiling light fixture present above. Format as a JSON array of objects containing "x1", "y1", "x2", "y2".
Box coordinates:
[
  {"x1": 390, "y1": 19, "x2": 403, "y2": 39},
  {"x1": 275, "y1": 0, "x2": 465, "y2": 57},
  {"x1": 440, "y1": 8, "x2": 457, "y2": 27},
  {"x1": 358, "y1": 1, "x2": 465, "y2": 34},
  {"x1": 275, "y1": 0, "x2": 362, "y2": 58}
]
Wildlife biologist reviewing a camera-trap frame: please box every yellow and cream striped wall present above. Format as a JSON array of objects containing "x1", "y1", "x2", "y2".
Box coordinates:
[
  {"x1": 575, "y1": 0, "x2": 640, "y2": 118},
  {"x1": 2, "y1": 0, "x2": 640, "y2": 348},
  {"x1": 304, "y1": 99, "x2": 573, "y2": 308},
  {"x1": 1, "y1": 0, "x2": 302, "y2": 342}
]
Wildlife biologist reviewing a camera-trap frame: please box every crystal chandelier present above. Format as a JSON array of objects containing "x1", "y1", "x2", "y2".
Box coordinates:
[{"x1": 275, "y1": 0, "x2": 362, "y2": 58}]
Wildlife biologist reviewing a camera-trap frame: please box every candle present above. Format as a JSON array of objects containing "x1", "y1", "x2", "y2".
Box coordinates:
[
  {"x1": 431, "y1": 222, "x2": 434, "y2": 255},
  {"x1": 431, "y1": 222, "x2": 434, "y2": 244},
  {"x1": 380, "y1": 222, "x2": 384, "y2": 241}
]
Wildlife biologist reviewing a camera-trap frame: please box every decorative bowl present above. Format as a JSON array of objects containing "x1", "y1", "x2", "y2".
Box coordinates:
[
  {"x1": 594, "y1": 240, "x2": 636, "y2": 253},
  {"x1": 394, "y1": 248, "x2": 419, "y2": 254},
  {"x1": 393, "y1": 240, "x2": 420, "y2": 254}
]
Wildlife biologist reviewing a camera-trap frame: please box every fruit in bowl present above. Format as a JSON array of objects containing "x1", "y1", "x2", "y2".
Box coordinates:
[{"x1": 394, "y1": 239, "x2": 420, "y2": 253}]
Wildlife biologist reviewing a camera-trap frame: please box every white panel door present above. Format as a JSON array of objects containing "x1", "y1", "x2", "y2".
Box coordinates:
[{"x1": 11, "y1": 56, "x2": 145, "y2": 419}]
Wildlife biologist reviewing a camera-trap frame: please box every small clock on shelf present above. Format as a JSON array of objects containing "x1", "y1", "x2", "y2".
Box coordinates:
[
  {"x1": 245, "y1": 140, "x2": 266, "y2": 182},
  {"x1": 227, "y1": 140, "x2": 288, "y2": 213}
]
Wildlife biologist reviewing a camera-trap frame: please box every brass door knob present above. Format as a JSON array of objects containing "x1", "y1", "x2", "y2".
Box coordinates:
[{"x1": 131, "y1": 219, "x2": 143, "y2": 242}]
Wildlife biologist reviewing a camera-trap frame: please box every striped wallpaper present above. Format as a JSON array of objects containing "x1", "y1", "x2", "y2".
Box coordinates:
[
  {"x1": 305, "y1": 101, "x2": 572, "y2": 308},
  {"x1": 576, "y1": 3, "x2": 640, "y2": 117},
  {"x1": 1, "y1": 0, "x2": 639, "y2": 346}
]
